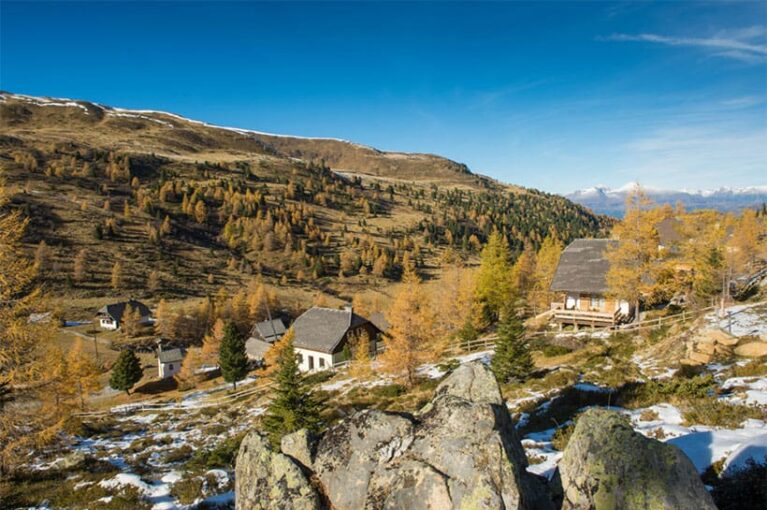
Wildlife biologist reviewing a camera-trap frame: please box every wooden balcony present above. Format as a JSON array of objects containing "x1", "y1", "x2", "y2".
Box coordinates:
[{"x1": 551, "y1": 307, "x2": 621, "y2": 328}]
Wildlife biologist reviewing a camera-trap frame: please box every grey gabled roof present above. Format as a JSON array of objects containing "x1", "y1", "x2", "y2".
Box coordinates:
[
  {"x1": 550, "y1": 239, "x2": 617, "y2": 295},
  {"x1": 292, "y1": 307, "x2": 370, "y2": 354},
  {"x1": 369, "y1": 311, "x2": 390, "y2": 333},
  {"x1": 656, "y1": 217, "x2": 683, "y2": 247},
  {"x1": 249, "y1": 318, "x2": 286, "y2": 343},
  {"x1": 158, "y1": 348, "x2": 184, "y2": 364},
  {"x1": 97, "y1": 300, "x2": 151, "y2": 323},
  {"x1": 245, "y1": 338, "x2": 272, "y2": 360}
]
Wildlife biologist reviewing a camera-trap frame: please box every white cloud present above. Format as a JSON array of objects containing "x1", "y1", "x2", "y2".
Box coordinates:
[
  {"x1": 617, "y1": 126, "x2": 767, "y2": 187},
  {"x1": 604, "y1": 28, "x2": 767, "y2": 62}
]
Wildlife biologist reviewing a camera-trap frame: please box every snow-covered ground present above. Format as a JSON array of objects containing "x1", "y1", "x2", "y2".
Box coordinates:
[{"x1": 705, "y1": 302, "x2": 767, "y2": 338}]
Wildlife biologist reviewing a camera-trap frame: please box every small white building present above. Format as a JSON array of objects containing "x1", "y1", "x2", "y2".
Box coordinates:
[
  {"x1": 157, "y1": 347, "x2": 184, "y2": 379},
  {"x1": 292, "y1": 306, "x2": 380, "y2": 372},
  {"x1": 96, "y1": 300, "x2": 151, "y2": 330}
]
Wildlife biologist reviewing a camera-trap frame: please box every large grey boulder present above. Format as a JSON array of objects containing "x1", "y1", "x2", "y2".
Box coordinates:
[
  {"x1": 432, "y1": 361, "x2": 504, "y2": 405},
  {"x1": 313, "y1": 409, "x2": 415, "y2": 510},
  {"x1": 235, "y1": 431, "x2": 322, "y2": 510},
  {"x1": 281, "y1": 428, "x2": 317, "y2": 470},
  {"x1": 236, "y1": 361, "x2": 553, "y2": 510},
  {"x1": 558, "y1": 408, "x2": 717, "y2": 510}
]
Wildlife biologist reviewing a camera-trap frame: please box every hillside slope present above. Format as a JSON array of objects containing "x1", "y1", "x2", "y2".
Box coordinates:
[{"x1": 0, "y1": 92, "x2": 611, "y2": 311}]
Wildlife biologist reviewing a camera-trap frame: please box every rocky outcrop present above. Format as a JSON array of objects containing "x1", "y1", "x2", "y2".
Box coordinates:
[
  {"x1": 236, "y1": 364, "x2": 718, "y2": 510},
  {"x1": 683, "y1": 328, "x2": 739, "y2": 365},
  {"x1": 235, "y1": 432, "x2": 322, "y2": 510},
  {"x1": 557, "y1": 408, "x2": 716, "y2": 510},
  {"x1": 236, "y1": 362, "x2": 553, "y2": 510}
]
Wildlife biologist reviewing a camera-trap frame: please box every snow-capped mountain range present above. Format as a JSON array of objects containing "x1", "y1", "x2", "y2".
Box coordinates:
[{"x1": 566, "y1": 183, "x2": 767, "y2": 217}]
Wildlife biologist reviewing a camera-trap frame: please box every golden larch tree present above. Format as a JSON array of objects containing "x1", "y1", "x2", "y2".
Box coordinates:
[
  {"x1": 379, "y1": 268, "x2": 437, "y2": 387},
  {"x1": 606, "y1": 185, "x2": 662, "y2": 321},
  {"x1": 0, "y1": 173, "x2": 59, "y2": 472}
]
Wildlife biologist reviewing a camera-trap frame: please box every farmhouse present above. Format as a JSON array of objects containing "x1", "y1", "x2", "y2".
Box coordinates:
[
  {"x1": 550, "y1": 239, "x2": 633, "y2": 328},
  {"x1": 96, "y1": 300, "x2": 151, "y2": 330},
  {"x1": 244, "y1": 318, "x2": 287, "y2": 362},
  {"x1": 157, "y1": 344, "x2": 185, "y2": 379},
  {"x1": 292, "y1": 306, "x2": 380, "y2": 372}
]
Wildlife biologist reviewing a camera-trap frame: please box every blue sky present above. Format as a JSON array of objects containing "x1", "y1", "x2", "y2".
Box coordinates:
[{"x1": 1, "y1": 1, "x2": 765, "y2": 193}]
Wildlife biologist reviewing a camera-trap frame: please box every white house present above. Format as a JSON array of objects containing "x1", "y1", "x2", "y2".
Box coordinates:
[
  {"x1": 157, "y1": 347, "x2": 184, "y2": 379},
  {"x1": 292, "y1": 306, "x2": 380, "y2": 372},
  {"x1": 96, "y1": 300, "x2": 151, "y2": 330}
]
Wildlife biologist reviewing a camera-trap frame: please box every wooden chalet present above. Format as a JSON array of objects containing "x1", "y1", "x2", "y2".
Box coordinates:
[{"x1": 549, "y1": 239, "x2": 633, "y2": 328}]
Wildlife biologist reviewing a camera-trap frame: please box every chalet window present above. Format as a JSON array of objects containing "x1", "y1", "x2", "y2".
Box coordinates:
[
  {"x1": 590, "y1": 297, "x2": 605, "y2": 310},
  {"x1": 319, "y1": 358, "x2": 325, "y2": 368}
]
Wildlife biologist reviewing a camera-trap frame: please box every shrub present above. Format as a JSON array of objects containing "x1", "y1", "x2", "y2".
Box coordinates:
[
  {"x1": 551, "y1": 423, "x2": 575, "y2": 451},
  {"x1": 682, "y1": 400, "x2": 766, "y2": 428},
  {"x1": 171, "y1": 476, "x2": 203, "y2": 505},
  {"x1": 711, "y1": 457, "x2": 767, "y2": 510},
  {"x1": 436, "y1": 359, "x2": 460, "y2": 374},
  {"x1": 639, "y1": 409, "x2": 659, "y2": 421},
  {"x1": 371, "y1": 384, "x2": 407, "y2": 399},
  {"x1": 541, "y1": 345, "x2": 571, "y2": 357},
  {"x1": 188, "y1": 432, "x2": 246, "y2": 471},
  {"x1": 163, "y1": 444, "x2": 194, "y2": 464}
]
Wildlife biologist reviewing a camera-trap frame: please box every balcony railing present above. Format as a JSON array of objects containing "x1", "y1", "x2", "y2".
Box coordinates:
[{"x1": 552, "y1": 307, "x2": 621, "y2": 326}]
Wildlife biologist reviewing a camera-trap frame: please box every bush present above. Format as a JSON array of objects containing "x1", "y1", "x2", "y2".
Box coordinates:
[
  {"x1": 711, "y1": 457, "x2": 767, "y2": 510},
  {"x1": 163, "y1": 444, "x2": 194, "y2": 464},
  {"x1": 551, "y1": 423, "x2": 575, "y2": 451},
  {"x1": 682, "y1": 400, "x2": 766, "y2": 428},
  {"x1": 371, "y1": 384, "x2": 407, "y2": 399},
  {"x1": 171, "y1": 476, "x2": 203, "y2": 505},
  {"x1": 541, "y1": 345, "x2": 571, "y2": 357},
  {"x1": 188, "y1": 433, "x2": 246, "y2": 471}
]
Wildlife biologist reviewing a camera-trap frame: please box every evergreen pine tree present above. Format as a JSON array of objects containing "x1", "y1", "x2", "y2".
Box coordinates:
[
  {"x1": 262, "y1": 336, "x2": 322, "y2": 447},
  {"x1": 218, "y1": 321, "x2": 248, "y2": 390},
  {"x1": 109, "y1": 349, "x2": 143, "y2": 395},
  {"x1": 491, "y1": 309, "x2": 533, "y2": 384}
]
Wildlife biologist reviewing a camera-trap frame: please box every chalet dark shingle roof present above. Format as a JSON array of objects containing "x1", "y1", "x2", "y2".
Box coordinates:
[
  {"x1": 656, "y1": 217, "x2": 683, "y2": 247},
  {"x1": 245, "y1": 338, "x2": 272, "y2": 360},
  {"x1": 550, "y1": 239, "x2": 617, "y2": 295},
  {"x1": 249, "y1": 319, "x2": 286, "y2": 343},
  {"x1": 369, "y1": 312, "x2": 390, "y2": 333},
  {"x1": 293, "y1": 307, "x2": 369, "y2": 354},
  {"x1": 158, "y1": 348, "x2": 184, "y2": 364},
  {"x1": 97, "y1": 300, "x2": 151, "y2": 323}
]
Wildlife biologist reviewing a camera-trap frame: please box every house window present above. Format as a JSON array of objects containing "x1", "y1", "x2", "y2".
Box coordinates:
[
  {"x1": 590, "y1": 296, "x2": 605, "y2": 310},
  {"x1": 297, "y1": 353, "x2": 303, "y2": 364},
  {"x1": 319, "y1": 358, "x2": 325, "y2": 368},
  {"x1": 168, "y1": 364, "x2": 173, "y2": 370},
  {"x1": 308, "y1": 356, "x2": 314, "y2": 370}
]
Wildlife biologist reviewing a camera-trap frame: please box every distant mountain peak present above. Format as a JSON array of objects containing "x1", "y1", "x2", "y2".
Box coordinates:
[{"x1": 566, "y1": 182, "x2": 767, "y2": 217}]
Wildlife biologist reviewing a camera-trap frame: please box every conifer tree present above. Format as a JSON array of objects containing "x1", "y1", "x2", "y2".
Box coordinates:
[
  {"x1": 34, "y1": 240, "x2": 49, "y2": 275},
  {"x1": 491, "y1": 308, "x2": 533, "y2": 384},
  {"x1": 606, "y1": 185, "x2": 662, "y2": 321},
  {"x1": 73, "y1": 248, "x2": 88, "y2": 283},
  {"x1": 262, "y1": 335, "x2": 322, "y2": 447},
  {"x1": 218, "y1": 321, "x2": 248, "y2": 390},
  {"x1": 147, "y1": 270, "x2": 160, "y2": 292},
  {"x1": 111, "y1": 261, "x2": 123, "y2": 290},
  {"x1": 475, "y1": 230, "x2": 512, "y2": 322},
  {"x1": 348, "y1": 330, "x2": 373, "y2": 380},
  {"x1": 66, "y1": 338, "x2": 101, "y2": 410},
  {"x1": 0, "y1": 172, "x2": 59, "y2": 470},
  {"x1": 379, "y1": 268, "x2": 437, "y2": 386},
  {"x1": 109, "y1": 349, "x2": 143, "y2": 395}
]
